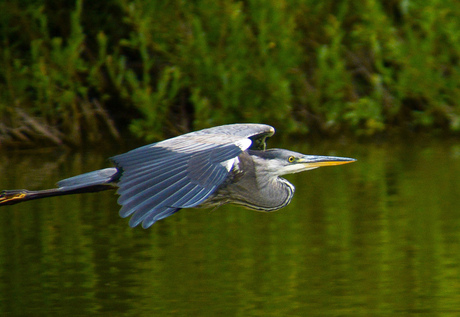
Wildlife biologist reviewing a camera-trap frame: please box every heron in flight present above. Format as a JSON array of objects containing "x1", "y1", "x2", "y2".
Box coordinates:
[{"x1": 0, "y1": 124, "x2": 355, "y2": 228}]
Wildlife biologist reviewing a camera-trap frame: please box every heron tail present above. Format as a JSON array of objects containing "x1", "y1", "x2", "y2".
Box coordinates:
[{"x1": 0, "y1": 167, "x2": 119, "y2": 206}]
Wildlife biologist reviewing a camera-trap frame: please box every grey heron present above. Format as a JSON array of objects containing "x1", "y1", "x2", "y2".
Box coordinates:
[{"x1": 0, "y1": 124, "x2": 355, "y2": 228}]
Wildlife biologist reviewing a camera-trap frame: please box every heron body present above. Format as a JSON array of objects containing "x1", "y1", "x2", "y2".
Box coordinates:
[
  {"x1": 199, "y1": 150, "x2": 296, "y2": 212},
  {"x1": 0, "y1": 124, "x2": 355, "y2": 228}
]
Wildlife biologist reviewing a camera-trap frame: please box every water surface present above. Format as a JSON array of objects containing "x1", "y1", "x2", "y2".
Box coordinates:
[{"x1": 0, "y1": 139, "x2": 459, "y2": 316}]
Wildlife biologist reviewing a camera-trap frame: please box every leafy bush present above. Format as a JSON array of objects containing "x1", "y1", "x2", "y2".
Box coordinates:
[{"x1": 0, "y1": 0, "x2": 459, "y2": 146}]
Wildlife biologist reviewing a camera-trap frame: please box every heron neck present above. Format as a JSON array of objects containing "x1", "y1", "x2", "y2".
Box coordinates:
[
  {"x1": 224, "y1": 153, "x2": 295, "y2": 211},
  {"x1": 253, "y1": 175, "x2": 295, "y2": 211}
]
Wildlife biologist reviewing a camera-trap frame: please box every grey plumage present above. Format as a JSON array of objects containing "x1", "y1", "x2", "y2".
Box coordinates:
[
  {"x1": 201, "y1": 150, "x2": 295, "y2": 211},
  {"x1": 111, "y1": 124, "x2": 274, "y2": 227},
  {"x1": 0, "y1": 124, "x2": 355, "y2": 228}
]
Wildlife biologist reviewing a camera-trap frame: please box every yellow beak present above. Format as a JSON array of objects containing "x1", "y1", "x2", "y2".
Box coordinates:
[{"x1": 299, "y1": 155, "x2": 356, "y2": 168}]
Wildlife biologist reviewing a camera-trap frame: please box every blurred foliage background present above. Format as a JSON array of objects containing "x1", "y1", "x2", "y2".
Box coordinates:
[{"x1": 0, "y1": 0, "x2": 459, "y2": 147}]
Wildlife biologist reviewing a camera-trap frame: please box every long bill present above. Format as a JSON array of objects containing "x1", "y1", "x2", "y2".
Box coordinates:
[{"x1": 299, "y1": 155, "x2": 356, "y2": 169}]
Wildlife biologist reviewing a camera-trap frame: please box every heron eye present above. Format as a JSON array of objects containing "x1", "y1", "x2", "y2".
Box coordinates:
[{"x1": 288, "y1": 156, "x2": 295, "y2": 163}]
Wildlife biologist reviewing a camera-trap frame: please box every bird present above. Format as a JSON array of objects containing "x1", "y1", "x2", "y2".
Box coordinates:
[{"x1": 0, "y1": 123, "x2": 356, "y2": 228}]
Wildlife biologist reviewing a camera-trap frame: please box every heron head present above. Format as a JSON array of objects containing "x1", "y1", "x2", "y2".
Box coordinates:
[{"x1": 250, "y1": 149, "x2": 356, "y2": 176}]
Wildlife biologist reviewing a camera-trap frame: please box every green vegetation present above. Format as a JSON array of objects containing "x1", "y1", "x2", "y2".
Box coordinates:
[{"x1": 1, "y1": 0, "x2": 459, "y2": 146}]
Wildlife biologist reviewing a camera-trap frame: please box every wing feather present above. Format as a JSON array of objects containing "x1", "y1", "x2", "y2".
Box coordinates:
[
  {"x1": 128, "y1": 184, "x2": 206, "y2": 227},
  {"x1": 111, "y1": 124, "x2": 275, "y2": 227},
  {"x1": 119, "y1": 170, "x2": 188, "y2": 215},
  {"x1": 117, "y1": 163, "x2": 186, "y2": 202},
  {"x1": 140, "y1": 207, "x2": 178, "y2": 228},
  {"x1": 120, "y1": 156, "x2": 190, "y2": 182}
]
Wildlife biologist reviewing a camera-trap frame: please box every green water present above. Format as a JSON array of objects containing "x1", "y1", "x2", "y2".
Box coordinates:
[{"x1": 1, "y1": 139, "x2": 460, "y2": 316}]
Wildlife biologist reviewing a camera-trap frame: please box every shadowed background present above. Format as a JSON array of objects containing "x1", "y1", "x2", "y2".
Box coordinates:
[{"x1": 1, "y1": 0, "x2": 459, "y2": 147}]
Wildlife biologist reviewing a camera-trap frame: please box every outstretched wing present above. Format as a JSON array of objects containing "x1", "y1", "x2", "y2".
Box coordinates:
[{"x1": 111, "y1": 124, "x2": 274, "y2": 228}]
